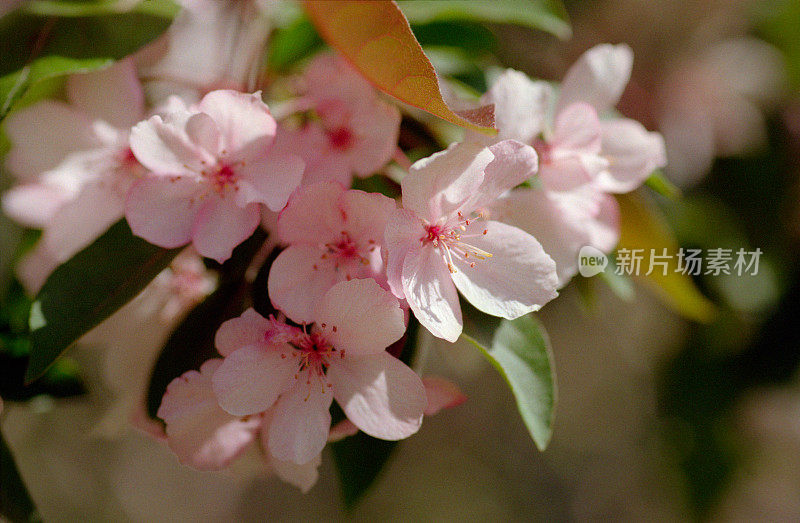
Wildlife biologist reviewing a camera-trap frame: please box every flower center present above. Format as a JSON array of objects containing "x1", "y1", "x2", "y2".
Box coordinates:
[
  {"x1": 315, "y1": 231, "x2": 374, "y2": 279},
  {"x1": 205, "y1": 162, "x2": 241, "y2": 194},
  {"x1": 120, "y1": 147, "x2": 140, "y2": 169},
  {"x1": 421, "y1": 212, "x2": 492, "y2": 273},
  {"x1": 288, "y1": 329, "x2": 343, "y2": 392},
  {"x1": 327, "y1": 127, "x2": 354, "y2": 150},
  {"x1": 532, "y1": 138, "x2": 552, "y2": 164}
]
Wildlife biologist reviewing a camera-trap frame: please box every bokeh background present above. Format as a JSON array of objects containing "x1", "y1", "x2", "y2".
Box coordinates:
[{"x1": 3, "y1": 0, "x2": 800, "y2": 520}]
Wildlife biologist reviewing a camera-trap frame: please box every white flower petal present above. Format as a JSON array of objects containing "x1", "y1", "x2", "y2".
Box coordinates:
[
  {"x1": 450, "y1": 220, "x2": 558, "y2": 318},
  {"x1": 558, "y1": 43, "x2": 633, "y2": 114}
]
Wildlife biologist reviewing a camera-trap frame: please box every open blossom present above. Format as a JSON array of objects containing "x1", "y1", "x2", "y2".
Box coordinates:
[
  {"x1": 2, "y1": 59, "x2": 147, "y2": 290},
  {"x1": 268, "y1": 181, "x2": 396, "y2": 322},
  {"x1": 482, "y1": 44, "x2": 666, "y2": 194},
  {"x1": 157, "y1": 359, "x2": 320, "y2": 492},
  {"x1": 126, "y1": 89, "x2": 303, "y2": 262},
  {"x1": 477, "y1": 44, "x2": 667, "y2": 285},
  {"x1": 212, "y1": 279, "x2": 426, "y2": 465},
  {"x1": 384, "y1": 140, "x2": 559, "y2": 342},
  {"x1": 282, "y1": 53, "x2": 401, "y2": 186}
]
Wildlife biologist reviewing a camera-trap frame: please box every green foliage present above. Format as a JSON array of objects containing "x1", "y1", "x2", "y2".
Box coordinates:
[
  {"x1": 266, "y1": 15, "x2": 323, "y2": 72},
  {"x1": 0, "y1": 3, "x2": 175, "y2": 119},
  {"x1": 645, "y1": 170, "x2": 682, "y2": 200},
  {"x1": 757, "y1": 0, "x2": 800, "y2": 89},
  {"x1": 463, "y1": 313, "x2": 556, "y2": 451},
  {"x1": 397, "y1": 0, "x2": 571, "y2": 40},
  {"x1": 26, "y1": 220, "x2": 182, "y2": 382}
]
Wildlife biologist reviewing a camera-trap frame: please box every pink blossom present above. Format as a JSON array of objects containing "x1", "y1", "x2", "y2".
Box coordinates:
[
  {"x1": 475, "y1": 44, "x2": 666, "y2": 285},
  {"x1": 482, "y1": 44, "x2": 665, "y2": 194},
  {"x1": 268, "y1": 182, "x2": 396, "y2": 323},
  {"x1": 157, "y1": 359, "x2": 320, "y2": 491},
  {"x1": 212, "y1": 279, "x2": 426, "y2": 464},
  {"x1": 281, "y1": 54, "x2": 401, "y2": 186},
  {"x1": 1, "y1": 59, "x2": 147, "y2": 291},
  {"x1": 384, "y1": 140, "x2": 559, "y2": 342},
  {"x1": 125, "y1": 89, "x2": 303, "y2": 262}
]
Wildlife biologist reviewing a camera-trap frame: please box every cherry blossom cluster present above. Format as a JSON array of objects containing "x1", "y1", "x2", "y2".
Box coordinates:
[{"x1": 0, "y1": 0, "x2": 665, "y2": 492}]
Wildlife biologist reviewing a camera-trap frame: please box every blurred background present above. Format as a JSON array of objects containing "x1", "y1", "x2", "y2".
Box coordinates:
[{"x1": 3, "y1": 0, "x2": 800, "y2": 520}]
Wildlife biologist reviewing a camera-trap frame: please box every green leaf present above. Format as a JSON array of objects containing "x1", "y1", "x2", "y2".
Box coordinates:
[
  {"x1": 463, "y1": 314, "x2": 556, "y2": 450},
  {"x1": 1, "y1": 429, "x2": 41, "y2": 523},
  {"x1": 0, "y1": 56, "x2": 112, "y2": 118},
  {"x1": 397, "y1": 0, "x2": 571, "y2": 40},
  {"x1": 26, "y1": 220, "x2": 182, "y2": 382},
  {"x1": 0, "y1": 6, "x2": 174, "y2": 117},
  {"x1": 331, "y1": 431, "x2": 397, "y2": 510},
  {"x1": 23, "y1": 0, "x2": 179, "y2": 18},
  {"x1": 645, "y1": 170, "x2": 682, "y2": 200},
  {"x1": 411, "y1": 20, "x2": 497, "y2": 54},
  {"x1": 266, "y1": 15, "x2": 323, "y2": 72},
  {"x1": 330, "y1": 315, "x2": 420, "y2": 509}
]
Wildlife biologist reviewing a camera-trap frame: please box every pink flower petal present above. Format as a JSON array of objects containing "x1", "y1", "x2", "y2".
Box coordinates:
[
  {"x1": 211, "y1": 345, "x2": 295, "y2": 416},
  {"x1": 66, "y1": 59, "x2": 145, "y2": 129},
  {"x1": 4, "y1": 101, "x2": 97, "y2": 180},
  {"x1": 586, "y1": 192, "x2": 620, "y2": 254},
  {"x1": 328, "y1": 351, "x2": 426, "y2": 440},
  {"x1": 539, "y1": 155, "x2": 604, "y2": 193},
  {"x1": 401, "y1": 244, "x2": 463, "y2": 342},
  {"x1": 450, "y1": 220, "x2": 558, "y2": 319},
  {"x1": 461, "y1": 140, "x2": 539, "y2": 212},
  {"x1": 191, "y1": 196, "x2": 260, "y2": 263},
  {"x1": 268, "y1": 452, "x2": 321, "y2": 493},
  {"x1": 157, "y1": 359, "x2": 261, "y2": 471},
  {"x1": 196, "y1": 90, "x2": 276, "y2": 155},
  {"x1": 42, "y1": 178, "x2": 125, "y2": 262},
  {"x1": 596, "y1": 118, "x2": 667, "y2": 193},
  {"x1": 1, "y1": 184, "x2": 69, "y2": 228},
  {"x1": 422, "y1": 376, "x2": 467, "y2": 416},
  {"x1": 185, "y1": 112, "x2": 221, "y2": 155},
  {"x1": 552, "y1": 102, "x2": 602, "y2": 154},
  {"x1": 339, "y1": 189, "x2": 397, "y2": 246},
  {"x1": 268, "y1": 245, "x2": 340, "y2": 324},
  {"x1": 129, "y1": 114, "x2": 209, "y2": 176},
  {"x1": 327, "y1": 419, "x2": 359, "y2": 442},
  {"x1": 384, "y1": 209, "x2": 426, "y2": 300},
  {"x1": 348, "y1": 100, "x2": 401, "y2": 177},
  {"x1": 267, "y1": 376, "x2": 333, "y2": 464},
  {"x1": 277, "y1": 181, "x2": 344, "y2": 244},
  {"x1": 214, "y1": 308, "x2": 272, "y2": 357},
  {"x1": 557, "y1": 43, "x2": 633, "y2": 114},
  {"x1": 234, "y1": 149, "x2": 304, "y2": 212},
  {"x1": 125, "y1": 175, "x2": 204, "y2": 248},
  {"x1": 401, "y1": 142, "x2": 493, "y2": 222},
  {"x1": 314, "y1": 279, "x2": 406, "y2": 356},
  {"x1": 302, "y1": 148, "x2": 353, "y2": 187},
  {"x1": 480, "y1": 69, "x2": 552, "y2": 145}
]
